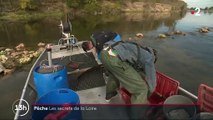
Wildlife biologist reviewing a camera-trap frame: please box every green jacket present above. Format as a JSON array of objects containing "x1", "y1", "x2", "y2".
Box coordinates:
[{"x1": 105, "y1": 41, "x2": 157, "y2": 92}]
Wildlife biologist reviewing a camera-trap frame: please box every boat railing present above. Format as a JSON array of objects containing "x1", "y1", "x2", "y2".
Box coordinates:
[
  {"x1": 58, "y1": 34, "x2": 78, "y2": 47},
  {"x1": 178, "y1": 87, "x2": 198, "y2": 102},
  {"x1": 14, "y1": 50, "x2": 45, "y2": 120}
]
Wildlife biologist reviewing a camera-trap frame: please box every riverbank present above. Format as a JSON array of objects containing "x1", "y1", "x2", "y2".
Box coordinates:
[
  {"x1": 0, "y1": 43, "x2": 45, "y2": 76},
  {"x1": 0, "y1": 10, "x2": 63, "y2": 22},
  {"x1": 0, "y1": 1, "x2": 187, "y2": 22}
]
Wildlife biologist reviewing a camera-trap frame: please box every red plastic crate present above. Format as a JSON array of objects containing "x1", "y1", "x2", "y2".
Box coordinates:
[
  {"x1": 119, "y1": 87, "x2": 131, "y2": 104},
  {"x1": 119, "y1": 71, "x2": 180, "y2": 104},
  {"x1": 197, "y1": 84, "x2": 213, "y2": 112},
  {"x1": 148, "y1": 71, "x2": 180, "y2": 104}
]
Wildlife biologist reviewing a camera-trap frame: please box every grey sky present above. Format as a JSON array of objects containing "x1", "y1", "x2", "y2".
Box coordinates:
[{"x1": 183, "y1": 0, "x2": 213, "y2": 8}]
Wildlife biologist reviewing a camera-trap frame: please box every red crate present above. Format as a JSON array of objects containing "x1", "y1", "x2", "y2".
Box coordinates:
[
  {"x1": 119, "y1": 71, "x2": 180, "y2": 104},
  {"x1": 119, "y1": 87, "x2": 131, "y2": 104},
  {"x1": 198, "y1": 84, "x2": 213, "y2": 112},
  {"x1": 148, "y1": 71, "x2": 180, "y2": 104}
]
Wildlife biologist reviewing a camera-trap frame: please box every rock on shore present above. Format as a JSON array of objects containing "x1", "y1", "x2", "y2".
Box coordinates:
[
  {"x1": 199, "y1": 27, "x2": 210, "y2": 33},
  {"x1": 0, "y1": 43, "x2": 45, "y2": 75},
  {"x1": 123, "y1": 2, "x2": 172, "y2": 13},
  {"x1": 0, "y1": 63, "x2": 5, "y2": 73},
  {"x1": 158, "y1": 30, "x2": 187, "y2": 39}
]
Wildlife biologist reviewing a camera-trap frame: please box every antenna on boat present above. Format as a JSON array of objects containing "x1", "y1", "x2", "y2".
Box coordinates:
[
  {"x1": 59, "y1": 14, "x2": 72, "y2": 38},
  {"x1": 67, "y1": 13, "x2": 72, "y2": 33},
  {"x1": 46, "y1": 44, "x2": 53, "y2": 66}
]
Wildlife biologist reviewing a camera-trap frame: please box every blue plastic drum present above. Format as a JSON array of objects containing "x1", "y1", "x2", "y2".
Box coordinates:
[
  {"x1": 32, "y1": 88, "x2": 81, "y2": 120},
  {"x1": 33, "y1": 66, "x2": 69, "y2": 97},
  {"x1": 36, "y1": 89, "x2": 80, "y2": 104}
]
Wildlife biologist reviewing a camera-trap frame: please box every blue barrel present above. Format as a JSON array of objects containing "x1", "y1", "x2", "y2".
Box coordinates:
[
  {"x1": 33, "y1": 65, "x2": 69, "y2": 98},
  {"x1": 36, "y1": 88, "x2": 80, "y2": 104},
  {"x1": 32, "y1": 88, "x2": 81, "y2": 120}
]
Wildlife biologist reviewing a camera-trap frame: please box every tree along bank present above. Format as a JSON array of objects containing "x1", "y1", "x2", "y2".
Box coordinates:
[{"x1": 0, "y1": 0, "x2": 187, "y2": 21}]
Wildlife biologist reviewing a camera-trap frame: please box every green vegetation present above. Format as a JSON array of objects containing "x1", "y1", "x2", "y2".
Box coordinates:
[
  {"x1": 0, "y1": 0, "x2": 187, "y2": 21},
  {"x1": 203, "y1": 7, "x2": 213, "y2": 13},
  {"x1": 66, "y1": 0, "x2": 81, "y2": 9},
  {"x1": 189, "y1": 6, "x2": 213, "y2": 13},
  {"x1": 19, "y1": 0, "x2": 40, "y2": 10},
  {"x1": 0, "y1": 10, "x2": 63, "y2": 22},
  {"x1": 83, "y1": 0, "x2": 101, "y2": 14}
]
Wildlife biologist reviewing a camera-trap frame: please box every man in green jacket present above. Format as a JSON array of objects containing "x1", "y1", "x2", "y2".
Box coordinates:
[{"x1": 82, "y1": 31, "x2": 157, "y2": 104}]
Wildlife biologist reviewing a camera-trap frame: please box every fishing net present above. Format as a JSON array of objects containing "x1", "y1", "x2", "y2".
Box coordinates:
[
  {"x1": 68, "y1": 65, "x2": 106, "y2": 91},
  {"x1": 37, "y1": 65, "x2": 64, "y2": 74}
]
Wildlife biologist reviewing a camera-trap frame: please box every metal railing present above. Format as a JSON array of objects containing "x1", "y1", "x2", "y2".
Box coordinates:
[{"x1": 14, "y1": 50, "x2": 45, "y2": 120}]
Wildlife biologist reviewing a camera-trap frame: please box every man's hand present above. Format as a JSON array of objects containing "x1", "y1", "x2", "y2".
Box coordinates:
[{"x1": 82, "y1": 41, "x2": 94, "y2": 52}]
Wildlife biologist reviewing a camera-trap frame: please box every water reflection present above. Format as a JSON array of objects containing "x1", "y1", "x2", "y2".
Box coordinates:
[
  {"x1": 0, "y1": 11, "x2": 186, "y2": 48},
  {"x1": 0, "y1": 20, "x2": 61, "y2": 49}
]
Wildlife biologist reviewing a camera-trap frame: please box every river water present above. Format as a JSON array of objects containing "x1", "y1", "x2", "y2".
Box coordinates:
[{"x1": 0, "y1": 12, "x2": 213, "y2": 119}]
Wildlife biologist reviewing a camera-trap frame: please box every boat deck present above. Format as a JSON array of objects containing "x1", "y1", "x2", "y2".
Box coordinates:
[
  {"x1": 15, "y1": 43, "x2": 204, "y2": 120},
  {"x1": 77, "y1": 86, "x2": 124, "y2": 104},
  {"x1": 50, "y1": 44, "x2": 125, "y2": 104}
]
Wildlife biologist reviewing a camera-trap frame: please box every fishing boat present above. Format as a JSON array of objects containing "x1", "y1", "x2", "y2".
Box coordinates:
[{"x1": 14, "y1": 22, "x2": 213, "y2": 119}]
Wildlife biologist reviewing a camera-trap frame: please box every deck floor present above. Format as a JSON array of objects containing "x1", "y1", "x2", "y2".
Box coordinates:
[
  {"x1": 77, "y1": 86, "x2": 125, "y2": 104},
  {"x1": 51, "y1": 45, "x2": 125, "y2": 104}
]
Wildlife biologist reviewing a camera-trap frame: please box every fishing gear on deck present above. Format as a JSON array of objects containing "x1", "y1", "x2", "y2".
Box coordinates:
[{"x1": 37, "y1": 44, "x2": 64, "y2": 74}]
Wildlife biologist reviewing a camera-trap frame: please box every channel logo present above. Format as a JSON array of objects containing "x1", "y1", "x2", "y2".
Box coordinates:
[
  {"x1": 12, "y1": 99, "x2": 29, "y2": 117},
  {"x1": 191, "y1": 7, "x2": 201, "y2": 16}
]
